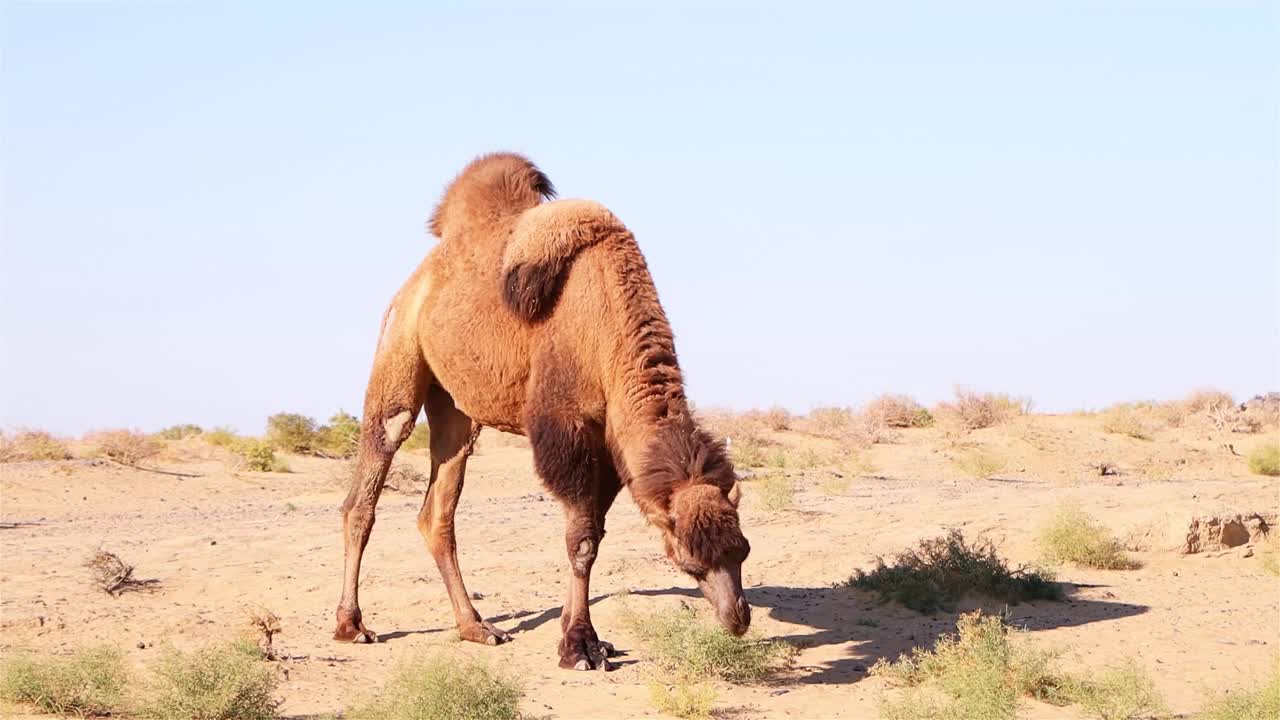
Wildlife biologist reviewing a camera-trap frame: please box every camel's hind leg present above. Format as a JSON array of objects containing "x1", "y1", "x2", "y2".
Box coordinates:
[
  {"x1": 333, "y1": 332, "x2": 429, "y2": 643},
  {"x1": 417, "y1": 385, "x2": 509, "y2": 645}
]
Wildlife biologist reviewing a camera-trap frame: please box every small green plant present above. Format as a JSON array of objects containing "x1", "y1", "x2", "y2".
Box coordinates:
[
  {"x1": 1038, "y1": 503, "x2": 1134, "y2": 570},
  {"x1": 139, "y1": 640, "x2": 279, "y2": 720},
  {"x1": 755, "y1": 473, "x2": 795, "y2": 511},
  {"x1": 954, "y1": 449, "x2": 1008, "y2": 480},
  {"x1": 649, "y1": 679, "x2": 717, "y2": 719},
  {"x1": 315, "y1": 411, "x2": 361, "y2": 458},
  {"x1": 346, "y1": 653, "x2": 521, "y2": 720},
  {"x1": 729, "y1": 438, "x2": 767, "y2": 468},
  {"x1": 231, "y1": 439, "x2": 290, "y2": 473},
  {"x1": 400, "y1": 424, "x2": 431, "y2": 452},
  {"x1": 204, "y1": 427, "x2": 239, "y2": 447},
  {"x1": 873, "y1": 611, "x2": 1071, "y2": 720},
  {"x1": 622, "y1": 604, "x2": 795, "y2": 683},
  {"x1": 1068, "y1": 660, "x2": 1166, "y2": 720},
  {"x1": 1247, "y1": 443, "x2": 1280, "y2": 477},
  {"x1": 264, "y1": 412, "x2": 318, "y2": 454},
  {"x1": 0, "y1": 430, "x2": 72, "y2": 462},
  {"x1": 1198, "y1": 657, "x2": 1279, "y2": 720},
  {"x1": 849, "y1": 530, "x2": 1060, "y2": 613},
  {"x1": 1101, "y1": 406, "x2": 1153, "y2": 441},
  {"x1": 158, "y1": 424, "x2": 204, "y2": 440},
  {"x1": 0, "y1": 645, "x2": 129, "y2": 716}
]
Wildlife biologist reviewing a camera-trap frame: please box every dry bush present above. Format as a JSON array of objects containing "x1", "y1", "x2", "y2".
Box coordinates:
[
  {"x1": 621, "y1": 603, "x2": 795, "y2": 683},
  {"x1": 1197, "y1": 658, "x2": 1279, "y2": 720},
  {"x1": 85, "y1": 550, "x2": 136, "y2": 595},
  {"x1": 800, "y1": 406, "x2": 856, "y2": 438},
  {"x1": 331, "y1": 459, "x2": 425, "y2": 493},
  {"x1": 90, "y1": 429, "x2": 164, "y2": 465},
  {"x1": 954, "y1": 449, "x2": 1008, "y2": 480},
  {"x1": 346, "y1": 653, "x2": 521, "y2": 720},
  {"x1": 935, "y1": 389, "x2": 1031, "y2": 431},
  {"x1": 1100, "y1": 406, "x2": 1153, "y2": 441},
  {"x1": 0, "y1": 430, "x2": 72, "y2": 462},
  {"x1": 864, "y1": 394, "x2": 934, "y2": 428},
  {"x1": 757, "y1": 406, "x2": 792, "y2": 431},
  {"x1": 1183, "y1": 388, "x2": 1235, "y2": 415},
  {"x1": 245, "y1": 608, "x2": 283, "y2": 660},
  {"x1": 1068, "y1": 660, "x2": 1166, "y2": 720},
  {"x1": 0, "y1": 645, "x2": 129, "y2": 716},
  {"x1": 874, "y1": 611, "x2": 1072, "y2": 719},
  {"x1": 1247, "y1": 443, "x2": 1280, "y2": 477},
  {"x1": 138, "y1": 641, "x2": 279, "y2": 720},
  {"x1": 649, "y1": 679, "x2": 717, "y2": 719},
  {"x1": 1038, "y1": 504, "x2": 1134, "y2": 570},
  {"x1": 849, "y1": 530, "x2": 1060, "y2": 613}
]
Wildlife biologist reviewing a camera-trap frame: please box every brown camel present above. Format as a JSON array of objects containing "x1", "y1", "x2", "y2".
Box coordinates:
[{"x1": 333, "y1": 153, "x2": 751, "y2": 671}]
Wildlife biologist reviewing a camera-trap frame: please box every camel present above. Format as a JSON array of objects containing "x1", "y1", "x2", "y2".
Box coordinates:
[{"x1": 333, "y1": 153, "x2": 751, "y2": 671}]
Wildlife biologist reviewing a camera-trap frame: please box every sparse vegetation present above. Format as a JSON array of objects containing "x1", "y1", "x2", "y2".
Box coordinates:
[
  {"x1": 935, "y1": 388, "x2": 1031, "y2": 431},
  {"x1": 873, "y1": 611, "x2": 1071, "y2": 720},
  {"x1": 1101, "y1": 406, "x2": 1154, "y2": 440},
  {"x1": 754, "y1": 472, "x2": 795, "y2": 511},
  {"x1": 819, "y1": 474, "x2": 851, "y2": 495},
  {"x1": 85, "y1": 549, "x2": 137, "y2": 595},
  {"x1": 230, "y1": 439, "x2": 290, "y2": 473},
  {"x1": 0, "y1": 430, "x2": 72, "y2": 462},
  {"x1": 622, "y1": 604, "x2": 795, "y2": 683},
  {"x1": 0, "y1": 645, "x2": 129, "y2": 717},
  {"x1": 1068, "y1": 660, "x2": 1166, "y2": 720},
  {"x1": 138, "y1": 640, "x2": 279, "y2": 720},
  {"x1": 401, "y1": 423, "x2": 431, "y2": 452},
  {"x1": 802, "y1": 406, "x2": 856, "y2": 439},
  {"x1": 1183, "y1": 388, "x2": 1235, "y2": 415},
  {"x1": 1260, "y1": 542, "x2": 1280, "y2": 577},
  {"x1": 729, "y1": 437, "x2": 768, "y2": 468},
  {"x1": 849, "y1": 530, "x2": 1060, "y2": 613},
  {"x1": 1197, "y1": 658, "x2": 1280, "y2": 720},
  {"x1": 245, "y1": 608, "x2": 283, "y2": 660},
  {"x1": 760, "y1": 406, "x2": 792, "y2": 431},
  {"x1": 264, "y1": 412, "x2": 318, "y2": 454},
  {"x1": 1038, "y1": 503, "x2": 1134, "y2": 570},
  {"x1": 649, "y1": 680, "x2": 717, "y2": 719},
  {"x1": 90, "y1": 429, "x2": 164, "y2": 465},
  {"x1": 158, "y1": 424, "x2": 204, "y2": 440},
  {"x1": 346, "y1": 653, "x2": 522, "y2": 720},
  {"x1": 1247, "y1": 443, "x2": 1280, "y2": 476},
  {"x1": 954, "y1": 449, "x2": 1008, "y2": 480},
  {"x1": 865, "y1": 394, "x2": 934, "y2": 428},
  {"x1": 315, "y1": 411, "x2": 361, "y2": 458},
  {"x1": 204, "y1": 427, "x2": 239, "y2": 447}
]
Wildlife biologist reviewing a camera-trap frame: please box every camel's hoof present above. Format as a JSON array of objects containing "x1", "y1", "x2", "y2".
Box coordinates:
[
  {"x1": 560, "y1": 638, "x2": 616, "y2": 671},
  {"x1": 460, "y1": 621, "x2": 511, "y2": 646},
  {"x1": 333, "y1": 625, "x2": 379, "y2": 644}
]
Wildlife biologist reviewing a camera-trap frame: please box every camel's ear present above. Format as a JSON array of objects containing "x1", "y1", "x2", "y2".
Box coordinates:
[{"x1": 727, "y1": 481, "x2": 742, "y2": 508}]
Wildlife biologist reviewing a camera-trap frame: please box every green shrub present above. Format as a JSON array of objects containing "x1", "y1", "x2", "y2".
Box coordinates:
[
  {"x1": 1068, "y1": 660, "x2": 1166, "y2": 720},
  {"x1": 754, "y1": 473, "x2": 795, "y2": 511},
  {"x1": 1101, "y1": 407, "x2": 1153, "y2": 440},
  {"x1": 1038, "y1": 504, "x2": 1134, "y2": 570},
  {"x1": 0, "y1": 645, "x2": 128, "y2": 716},
  {"x1": 401, "y1": 424, "x2": 431, "y2": 452},
  {"x1": 315, "y1": 411, "x2": 361, "y2": 458},
  {"x1": 138, "y1": 641, "x2": 279, "y2": 720},
  {"x1": 849, "y1": 530, "x2": 1060, "y2": 613},
  {"x1": 649, "y1": 679, "x2": 716, "y2": 719},
  {"x1": 622, "y1": 604, "x2": 795, "y2": 683},
  {"x1": 954, "y1": 449, "x2": 1008, "y2": 480},
  {"x1": 264, "y1": 412, "x2": 318, "y2": 454},
  {"x1": 231, "y1": 439, "x2": 289, "y2": 473},
  {"x1": 0, "y1": 430, "x2": 72, "y2": 462},
  {"x1": 1247, "y1": 444, "x2": 1280, "y2": 477},
  {"x1": 204, "y1": 427, "x2": 239, "y2": 447},
  {"x1": 1198, "y1": 658, "x2": 1280, "y2": 720},
  {"x1": 158, "y1": 424, "x2": 204, "y2": 440},
  {"x1": 874, "y1": 612, "x2": 1071, "y2": 720},
  {"x1": 347, "y1": 653, "x2": 521, "y2": 720}
]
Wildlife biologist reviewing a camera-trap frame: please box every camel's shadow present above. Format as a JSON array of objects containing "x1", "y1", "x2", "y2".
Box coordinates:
[{"x1": 489, "y1": 582, "x2": 1148, "y2": 686}]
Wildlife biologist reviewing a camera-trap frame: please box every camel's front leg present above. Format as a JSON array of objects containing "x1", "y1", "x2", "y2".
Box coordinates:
[{"x1": 558, "y1": 504, "x2": 615, "y2": 670}]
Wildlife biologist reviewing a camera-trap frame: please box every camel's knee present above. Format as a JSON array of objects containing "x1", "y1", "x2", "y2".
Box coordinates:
[
  {"x1": 380, "y1": 410, "x2": 414, "y2": 452},
  {"x1": 566, "y1": 530, "x2": 599, "y2": 577},
  {"x1": 424, "y1": 523, "x2": 457, "y2": 558}
]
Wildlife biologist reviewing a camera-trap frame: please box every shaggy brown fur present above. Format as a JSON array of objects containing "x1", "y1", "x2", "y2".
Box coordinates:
[{"x1": 333, "y1": 153, "x2": 751, "y2": 671}]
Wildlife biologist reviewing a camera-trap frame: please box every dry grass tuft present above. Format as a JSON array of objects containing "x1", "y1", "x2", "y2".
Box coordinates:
[
  {"x1": 1038, "y1": 504, "x2": 1134, "y2": 570},
  {"x1": 1101, "y1": 406, "x2": 1154, "y2": 440},
  {"x1": 138, "y1": 641, "x2": 279, "y2": 720},
  {"x1": 873, "y1": 611, "x2": 1072, "y2": 720},
  {"x1": 1068, "y1": 660, "x2": 1166, "y2": 720},
  {"x1": 0, "y1": 645, "x2": 129, "y2": 717},
  {"x1": 90, "y1": 429, "x2": 164, "y2": 465},
  {"x1": 935, "y1": 389, "x2": 1031, "y2": 431},
  {"x1": 753, "y1": 473, "x2": 795, "y2": 511},
  {"x1": 622, "y1": 603, "x2": 795, "y2": 683},
  {"x1": 849, "y1": 530, "x2": 1060, "y2": 613},
  {"x1": 865, "y1": 394, "x2": 934, "y2": 428},
  {"x1": 0, "y1": 430, "x2": 72, "y2": 462},
  {"x1": 801, "y1": 406, "x2": 857, "y2": 438},
  {"x1": 1247, "y1": 443, "x2": 1280, "y2": 477},
  {"x1": 649, "y1": 679, "x2": 717, "y2": 719},
  {"x1": 346, "y1": 653, "x2": 521, "y2": 720},
  {"x1": 1197, "y1": 658, "x2": 1280, "y2": 720},
  {"x1": 245, "y1": 608, "x2": 283, "y2": 660},
  {"x1": 953, "y1": 449, "x2": 1008, "y2": 480},
  {"x1": 85, "y1": 550, "x2": 136, "y2": 595}
]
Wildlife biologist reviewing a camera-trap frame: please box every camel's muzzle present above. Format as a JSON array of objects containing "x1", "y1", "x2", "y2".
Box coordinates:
[{"x1": 698, "y1": 565, "x2": 751, "y2": 636}]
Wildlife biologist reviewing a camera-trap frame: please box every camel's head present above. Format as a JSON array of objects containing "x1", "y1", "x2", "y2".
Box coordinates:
[{"x1": 665, "y1": 482, "x2": 751, "y2": 636}]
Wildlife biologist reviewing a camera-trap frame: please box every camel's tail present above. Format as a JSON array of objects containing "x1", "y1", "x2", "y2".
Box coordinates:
[
  {"x1": 501, "y1": 199, "x2": 629, "y2": 322},
  {"x1": 429, "y1": 152, "x2": 556, "y2": 240}
]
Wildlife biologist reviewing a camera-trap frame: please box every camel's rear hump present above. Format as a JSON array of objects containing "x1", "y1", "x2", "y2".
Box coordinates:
[
  {"x1": 501, "y1": 199, "x2": 629, "y2": 322},
  {"x1": 429, "y1": 152, "x2": 556, "y2": 240}
]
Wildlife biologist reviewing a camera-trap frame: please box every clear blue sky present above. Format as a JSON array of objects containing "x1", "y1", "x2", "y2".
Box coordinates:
[{"x1": 2, "y1": 2, "x2": 1276, "y2": 435}]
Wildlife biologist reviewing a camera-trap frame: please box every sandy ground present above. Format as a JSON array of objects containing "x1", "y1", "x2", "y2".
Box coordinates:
[{"x1": 1, "y1": 415, "x2": 1277, "y2": 719}]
